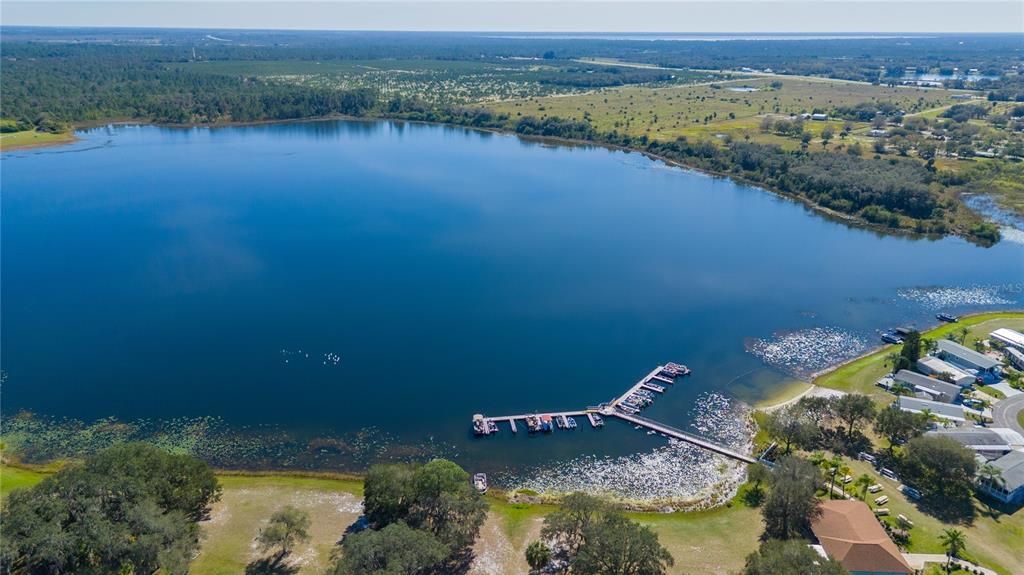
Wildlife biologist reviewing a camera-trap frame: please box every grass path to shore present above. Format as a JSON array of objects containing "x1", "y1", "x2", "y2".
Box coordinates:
[{"x1": 0, "y1": 130, "x2": 75, "y2": 151}]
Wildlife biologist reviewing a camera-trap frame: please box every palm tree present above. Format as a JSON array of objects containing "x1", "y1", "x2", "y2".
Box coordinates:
[
  {"x1": 855, "y1": 473, "x2": 873, "y2": 501},
  {"x1": 922, "y1": 337, "x2": 938, "y2": 353},
  {"x1": 890, "y1": 382, "x2": 913, "y2": 397},
  {"x1": 838, "y1": 463, "x2": 852, "y2": 497},
  {"x1": 939, "y1": 529, "x2": 966, "y2": 572},
  {"x1": 977, "y1": 463, "x2": 1004, "y2": 502},
  {"x1": 885, "y1": 351, "x2": 902, "y2": 370},
  {"x1": 957, "y1": 327, "x2": 969, "y2": 344},
  {"x1": 974, "y1": 339, "x2": 986, "y2": 352},
  {"x1": 827, "y1": 455, "x2": 843, "y2": 499}
]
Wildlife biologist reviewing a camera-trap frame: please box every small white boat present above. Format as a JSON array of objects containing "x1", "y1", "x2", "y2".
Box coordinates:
[{"x1": 473, "y1": 473, "x2": 488, "y2": 494}]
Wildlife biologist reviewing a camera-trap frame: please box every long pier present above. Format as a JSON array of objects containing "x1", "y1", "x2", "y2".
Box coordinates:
[
  {"x1": 605, "y1": 410, "x2": 757, "y2": 464},
  {"x1": 472, "y1": 363, "x2": 756, "y2": 464}
]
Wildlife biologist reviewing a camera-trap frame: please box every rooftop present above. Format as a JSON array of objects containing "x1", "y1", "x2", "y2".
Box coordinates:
[
  {"x1": 897, "y1": 396, "x2": 979, "y2": 422},
  {"x1": 991, "y1": 328, "x2": 1024, "y2": 349},
  {"x1": 991, "y1": 450, "x2": 1024, "y2": 492},
  {"x1": 936, "y1": 340, "x2": 999, "y2": 370},
  {"x1": 930, "y1": 427, "x2": 1023, "y2": 453},
  {"x1": 811, "y1": 500, "x2": 912, "y2": 574},
  {"x1": 893, "y1": 370, "x2": 961, "y2": 400}
]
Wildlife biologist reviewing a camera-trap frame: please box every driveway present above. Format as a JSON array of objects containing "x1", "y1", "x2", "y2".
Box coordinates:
[{"x1": 992, "y1": 392, "x2": 1024, "y2": 434}]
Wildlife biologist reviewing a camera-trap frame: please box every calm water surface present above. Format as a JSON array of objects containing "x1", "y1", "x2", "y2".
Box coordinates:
[{"x1": 3, "y1": 121, "x2": 1023, "y2": 484}]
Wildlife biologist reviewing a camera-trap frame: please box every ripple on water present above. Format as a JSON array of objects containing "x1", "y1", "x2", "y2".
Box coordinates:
[
  {"x1": 896, "y1": 284, "x2": 1021, "y2": 309},
  {"x1": 747, "y1": 327, "x2": 867, "y2": 379}
]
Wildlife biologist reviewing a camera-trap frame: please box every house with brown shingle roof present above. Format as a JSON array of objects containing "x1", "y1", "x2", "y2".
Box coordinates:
[{"x1": 810, "y1": 500, "x2": 912, "y2": 575}]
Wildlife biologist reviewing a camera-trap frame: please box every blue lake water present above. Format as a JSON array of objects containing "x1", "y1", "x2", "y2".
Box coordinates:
[{"x1": 2, "y1": 121, "x2": 1022, "y2": 496}]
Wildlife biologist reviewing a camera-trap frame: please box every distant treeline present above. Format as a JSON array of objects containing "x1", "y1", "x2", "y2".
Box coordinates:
[{"x1": 0, "y1": 44, "x2": 379, "y2": 127}]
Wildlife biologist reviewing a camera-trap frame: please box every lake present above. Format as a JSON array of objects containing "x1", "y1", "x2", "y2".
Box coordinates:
[{"x1": 2, "y1": 121, "x2": 1022, "y2": 500}]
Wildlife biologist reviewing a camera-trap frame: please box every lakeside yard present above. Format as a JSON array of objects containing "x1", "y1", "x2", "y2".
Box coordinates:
[
  {"x1": 0, "y1": 129, "x2": 75, "y2": 151},
  {"x1": 813, "y1": 311, "x2": 1024, "y2": 401},
  {"x1": 0, "y1": 463, "x2": 762, "y2": 575}
]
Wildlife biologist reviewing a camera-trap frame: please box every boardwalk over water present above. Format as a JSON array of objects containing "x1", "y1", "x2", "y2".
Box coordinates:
[{"x1": 472, "y1": 363, "x2": 756, "y2": 464}]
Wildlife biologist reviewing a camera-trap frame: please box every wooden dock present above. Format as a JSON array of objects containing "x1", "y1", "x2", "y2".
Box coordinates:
[
  {"x1": 605, "y1": 409, "x2": 756, "y2": 464},
  {"x1": 471, "y1": 363, "x2": 755, "y2": 464}
]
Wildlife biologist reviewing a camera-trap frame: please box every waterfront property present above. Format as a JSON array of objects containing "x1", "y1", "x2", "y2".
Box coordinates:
[
  {"x1": 810, "y1": 500, "x2": 912, "y2": 575},
  {"x1": 936, "y1": 340, "x2": 1000, "y2": 377},
  {"x1": 915, "y1": 357, "x2": 975, "y2": 387},
  {"x1": 1006, "y1": 347, "x2": 1024, "y2": 371},
  {"x1": 976, "y1": 451, "x2": 1024, "y2": 505},
  {"x1": 892, "y1": 370, "x2": 962, "y2": 403},
  {"x1": 897, "y1": 396, "x2": 983, "y2": 423},
  {"x1": 991, "y1": 328, "x2": 1024, "y2": 351}
]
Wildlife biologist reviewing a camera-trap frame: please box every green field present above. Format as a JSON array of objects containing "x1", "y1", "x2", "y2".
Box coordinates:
[
  {"x1": 487, "y1": 76, "x2": 960, "y2": 147},
  {"x1": 0, "y1": 129, "x2": 75, "y2": 150}
]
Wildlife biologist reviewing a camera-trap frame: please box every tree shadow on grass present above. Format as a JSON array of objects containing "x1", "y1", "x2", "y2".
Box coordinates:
[{"x1": 245, "y1": 554, "x2": 300, "y2": 575}]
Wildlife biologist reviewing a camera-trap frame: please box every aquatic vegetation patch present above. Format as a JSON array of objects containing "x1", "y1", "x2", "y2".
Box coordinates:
[
  {"x1": 747, "y1": 327, "x2": 868, "y2": 379},
  {"x1": 0, "y1": 412, "x2": 459, "y2": 471}
]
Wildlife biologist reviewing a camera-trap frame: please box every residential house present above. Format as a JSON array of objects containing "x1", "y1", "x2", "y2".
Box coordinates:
[
  {"x1": 976, "y1": 450, "x2": 1024, "y2": 505},
  {"x1": 915, "y1": 357, "x2": 975, "y2": 387},
  {"x1": 990, "y1": 328, "x2": 1024, "y2": 351},
  {"x1": 893, "y1": 370, "x2": 961, "y2": 403},
  {"x1": 810, "y1": 500, "x2": 912, "y2": 575},
  {"x1": 935, "y1": 339, "x2": 1000, "y2": 377}
]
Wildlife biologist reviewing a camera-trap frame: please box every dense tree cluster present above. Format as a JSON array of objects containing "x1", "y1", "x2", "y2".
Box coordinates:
[
  {"x1": 761, "y1": 456, "x2": 823, "y2": 541},
  {"x1": 331, "y1": 459, "x2": 487, "y2": 575},
  {"x1": 743, "y1": 539, "x2": 847, "y2": 575},
  {"x1": 0, "y1": 43, "x2": 378, "y2": 127},
  {"x1": 762, "y1": 393, "x2": 877, "y2": 456},
  {"x1": 528, "y1": 493, "x2": 674, "y2": 575},
  {"x1": 0, "y1": 443, "x2": 221, "y2": 575},
  {"x1": 898, "y1": 436, "x2": 977, "y2": 518}
]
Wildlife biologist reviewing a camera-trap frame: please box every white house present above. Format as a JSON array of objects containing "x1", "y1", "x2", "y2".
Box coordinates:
[{"x1": 991, "y1": 328, "x2": 1024, "y2": 351}]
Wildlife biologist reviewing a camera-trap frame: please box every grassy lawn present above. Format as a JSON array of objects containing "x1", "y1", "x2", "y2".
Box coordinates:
[
  {"x1": 630, "y1": 495, "x2": 763, "y2": 575},
  {"x1": 0, "y1": 464, "x2": 48, "y2": 499},
  {"x1": 814, "y1": 311, "x2": 1024, "y2": 399},
  {"x1": 192, "y1": 473, "x2": 364, "y2": 575},
  {"x1": 0, "y1": 129, "x2": 75, "y2": 150}
]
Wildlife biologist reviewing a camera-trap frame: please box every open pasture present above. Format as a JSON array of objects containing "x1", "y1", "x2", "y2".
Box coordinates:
[{"x1": 487, "y1": 76, "x2": 963, "y2": 144}]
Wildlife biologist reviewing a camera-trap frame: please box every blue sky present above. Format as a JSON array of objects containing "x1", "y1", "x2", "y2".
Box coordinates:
[{"x1": 2, "y1": 1, "x2": 1022, "y2": 33}]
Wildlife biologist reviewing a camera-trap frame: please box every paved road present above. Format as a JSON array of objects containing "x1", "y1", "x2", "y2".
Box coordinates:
[
  {"x1": 903, "y1": 554, "x2": 997, "y2": 575},
  {"x1": 992, "y1": 392, "x2": 1024, "y2": 435}
]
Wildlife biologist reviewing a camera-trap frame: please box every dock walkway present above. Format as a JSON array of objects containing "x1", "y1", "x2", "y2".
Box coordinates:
[
  {"x1": 605, "y1": 409, "x2": 756, "y2": 464},
  {"x1": 472, "y1": 363, "x2": 754, "y2": 464}
]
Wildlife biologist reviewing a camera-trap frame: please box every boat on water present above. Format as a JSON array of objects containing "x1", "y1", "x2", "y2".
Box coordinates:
[
  {"x1": 472, "y1": 473, "x2": 488, "y2": 494},
  {"x1": 936, "y1": 313, "x2": 959, "y2": 323},
  {"x1": 472, "y1": 414, "x2": 494, "y2": 436},
  {"x1": 881, "y1": 332, "x2": 903, "y2": 345}
]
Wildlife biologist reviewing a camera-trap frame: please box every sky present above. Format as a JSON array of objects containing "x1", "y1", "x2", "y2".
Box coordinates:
[{"x1": 2, "y1": 1, "x2": 1022, "y2": 33}]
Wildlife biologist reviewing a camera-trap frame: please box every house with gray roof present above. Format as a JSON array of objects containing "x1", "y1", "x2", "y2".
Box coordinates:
[
  {"x1": 897, "y1": 396, "x2": 982, "y2": 423},
  {"x1": 930, "y1": 427, "x2": 1024, "y2": 456},
  {"x1": 977, "y1": 450, "x2": 1024, "y2": 505},
  {"x1": 935, "y1": 340, "x2": 999, "y2": 375},
  {"x1": 893, "y1": 370, "x2": 961, "y2": 403}
]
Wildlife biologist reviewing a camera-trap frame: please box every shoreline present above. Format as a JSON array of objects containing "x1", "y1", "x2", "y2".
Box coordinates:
[
  {"x1": 755, "y1": 309, "x2": 1024, "y2": 411},
  {"x1": 7, "y1": 115, "x2": 995, "y2": 244}
]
